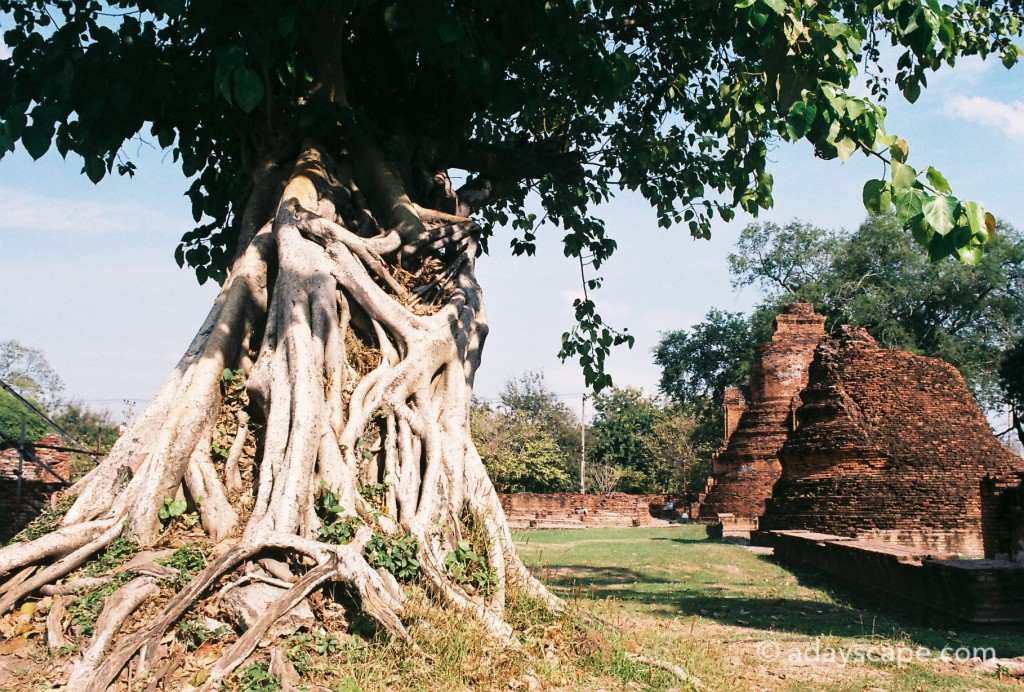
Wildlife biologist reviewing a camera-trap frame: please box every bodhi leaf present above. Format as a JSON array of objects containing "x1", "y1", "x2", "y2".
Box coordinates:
[
  {"x1": 921, "y1": 195, "x2": 957, "y2": 236},
  {"x1": 232, "y1": 69, "x2": 264, "y2": 114},
  {"x1": 925, "y1": 166, "x2": 952, "y2": 194},
  {"x1": 862, "y1": 179, "x2": 893, "y2": 214}
]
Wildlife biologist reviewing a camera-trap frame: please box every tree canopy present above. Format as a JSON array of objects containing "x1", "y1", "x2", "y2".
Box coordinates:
[{"x1": 2, "y1": 0, "x2": 1021, "y2": 386}]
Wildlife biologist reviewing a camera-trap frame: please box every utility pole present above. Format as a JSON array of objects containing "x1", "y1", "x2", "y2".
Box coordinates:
[{"x1": 580, "y1": 393, "x2": 587, "y2": 494}]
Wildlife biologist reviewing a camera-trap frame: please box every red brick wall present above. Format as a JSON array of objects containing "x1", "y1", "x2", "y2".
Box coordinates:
[
  {"x1": 0, "y1": 434, "x2": 70, "y2": 482},
  {"x1": 498, "y1": 492, "x2": 665, "y2": 529},
  {"x1": 0, "y1": 434, "x2": 70, "y2": 542}
]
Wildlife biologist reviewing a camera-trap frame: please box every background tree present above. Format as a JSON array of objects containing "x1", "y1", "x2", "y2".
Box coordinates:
[
  {"x1": 0, "y1": 389, "x2": 49, "y2": 448},
  {"x1": 589, "y1": 387, "x2": 660, "y2": 493},
  {"x1": 53, "y1": 402, "x2": 122, "y2": 480},
  {"x1": 497, "y1": 371, "x2": 582, "y2": 478},
  {"x1": 640, "y1": 407, "x2": 704, "y2": 497},
  {"x1": 0, "y1": 0, "x2": 1020, "y2": 685},
  {"x1": 654, "y1": 310, "x2": 760, "y2": 453},
  {"x1": 470, "y1": 372, "x2": 577, "y2": 492},
  {"x1": 1000, "y1": 340, "x2": 1024, "y2": 447},
  {"x1": 0, "y1": 340, "x2": 64, "y2": 411},
  {"x1": 730, "y1": 214, "x2": 1024, "y2": 408},
  {"x1": 470, "y1": 401, "x2": 572, "y2": 493}
]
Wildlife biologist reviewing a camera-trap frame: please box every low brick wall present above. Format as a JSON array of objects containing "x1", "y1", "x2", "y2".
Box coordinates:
[
  {"x1": 0, "y1": 435, "x2": 71, "y2": 542},
  {"x1": 758, "y1": 530, "x2": 1024, "y2": 625},
  {"x1": 498, "y1": 492, "x2": 665, "y2": 529}
]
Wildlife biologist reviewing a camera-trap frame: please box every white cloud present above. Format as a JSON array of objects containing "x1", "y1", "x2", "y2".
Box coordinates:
[
  {"x1": 945, "y1": 95, "x2": 1024, "y2": 140},
  {"x1": 0, "y1": 185, "x2": 175, "y2": 234},
  {"x1": 0, "y1": 41, "x2": 9, "y2": 60}
]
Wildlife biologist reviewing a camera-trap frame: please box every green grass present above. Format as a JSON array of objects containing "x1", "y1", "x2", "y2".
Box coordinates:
[{"x1": 515, "y1": 525, "x2": 1024, "y2": 691}]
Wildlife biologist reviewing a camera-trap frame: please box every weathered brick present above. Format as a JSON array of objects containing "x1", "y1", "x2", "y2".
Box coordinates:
[
  {"x1": 759, "y1": 326, "x2": 1024, "y2": 558},
  {"x1": 0, "y1": 434, "x2": 70, "y2": 542},
  {"x1": 698, "y1": 303, "x2": 825, "y2": 520},
  {"x1": 498, "y1": 492, "x2": 664, "y2": 529}
]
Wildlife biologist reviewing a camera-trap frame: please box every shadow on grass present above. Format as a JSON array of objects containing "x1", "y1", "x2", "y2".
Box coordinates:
[
  {"x1": 534, "y1": 565, "x2": 676, "y2": 588},
  {"x1": 649, "y1": 536, "x2": 718, "y2": 545},
  {"x1": 540, "y1": 562, "x2": 1024, "y2": 655}
]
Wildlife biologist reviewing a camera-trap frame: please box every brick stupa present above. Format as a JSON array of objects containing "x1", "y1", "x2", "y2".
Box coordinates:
[
  {"x1": 759, "y1": 326, "x2": 1024, "y2": 557},
  {"x1": 698, "y1": 303, "x2": 826, "y2": 520}
]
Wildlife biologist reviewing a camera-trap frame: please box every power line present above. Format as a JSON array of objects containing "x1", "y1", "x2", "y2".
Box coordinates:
[{"x1": 0, "y1": 377, "x2": 98, "y2": 455}]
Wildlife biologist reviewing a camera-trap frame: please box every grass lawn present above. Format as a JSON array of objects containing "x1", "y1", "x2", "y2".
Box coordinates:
[{"x1": 516, "y1": 525, "x2": 1024, "y2": 691}]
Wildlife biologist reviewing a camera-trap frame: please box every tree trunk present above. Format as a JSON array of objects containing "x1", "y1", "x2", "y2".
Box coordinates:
[{"x1": 0, "y1": 143, "x2": 559, "y2": 690}]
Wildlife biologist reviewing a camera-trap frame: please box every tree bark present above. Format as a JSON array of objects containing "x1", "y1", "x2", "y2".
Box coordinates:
[{"x1": 0, "y1": 142, "x2": 559, "y2": 688}]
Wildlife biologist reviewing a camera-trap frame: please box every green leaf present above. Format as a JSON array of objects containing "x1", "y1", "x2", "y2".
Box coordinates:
[
  {"x1": 961, "y1": 200, "x2": 986, "y2": 237},
  {"x1": 903, "y1": 79, "x2": 921, "y2": 104},
  {"x1": 784, "y1": 101, "x2": 816, "y2": 140},
  {"x1": 921, "y1": 195, "x2": 957, "y2": 236},
  {"x1": 21, "y1": 121, "x2": 54, "y2": 160},
  {"x1": 910, "y1": 215, "x2": 933, "y2": 247},
  {"x1": 862, "y1": 179, "x2": 892, "y2": 214},
  {"x1": 894, "y1": 187, "x2": 926, "y2": 226},
  {"x1": 924, "y1": 166, "x2": 951, "y2": 194},
  {"x1": 834, "y1": 137, "x2": 856, "y2": 161},
  {"x1": 232, "y1": 69, "x2": 264, "y2": 114},
  {"x1": 891, "y1": 161, "x2": 918, "y2": 191},
  {"x1": 83, "y1": 155, "x2": 105, "y2": 183}
]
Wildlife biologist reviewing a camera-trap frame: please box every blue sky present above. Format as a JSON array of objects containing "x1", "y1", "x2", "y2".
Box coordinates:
[{"x1": 1, "y1": 52, "x2": 1022, "y2": 421}]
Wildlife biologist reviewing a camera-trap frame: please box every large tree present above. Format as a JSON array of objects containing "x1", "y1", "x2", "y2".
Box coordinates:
[{"x1": 0, "y1": 0, "x2": 1020, "y2": 686}]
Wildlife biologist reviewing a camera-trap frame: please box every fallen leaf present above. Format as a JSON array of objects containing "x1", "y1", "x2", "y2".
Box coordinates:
[{"x1": 0, "y1": 636, "x2": 27, "y2": 654}]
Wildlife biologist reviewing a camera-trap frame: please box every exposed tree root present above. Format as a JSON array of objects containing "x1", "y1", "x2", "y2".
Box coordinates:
[
  {"x1": 627, "y1": 653, "x2": 707, "y2": 690},
  {"x1": 0, "y1": 144, "x2": 562, "y2": 687}
]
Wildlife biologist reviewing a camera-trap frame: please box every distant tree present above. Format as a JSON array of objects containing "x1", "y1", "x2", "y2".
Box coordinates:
[
  {"x1": 653, "y1": 310, "x2": 759, "y2": 452},
  {"x1": 1000, "y1": 340, "x2": 1024, "y2": 447},
  {"x1": 470, "y1": 400, "x2": 572, "y2": 493},
  {"x1": 730, "y1": 215, "x2": 1024, "y2": 408},
  {"x1": 499, "y1": 371, "x2": 581, "y2": 472},
  {"x1": 589, "y1": 387, "x2": 660, "y2": 493},
  {"x1": 585, "y1": 464, "x2": 622, "y2": 495},
  {"x1": 0, "y1": 340, "x2": 64, "y2": 411},
  {"x1": 53, "y1": 402, "x2": 121, "y2": 481},
  {"x1": 641, "y1": 407, "x2": 703, "y2": 496},
  {"x1": 0, "y1": 389, "x2": 48, "y2": 448}
]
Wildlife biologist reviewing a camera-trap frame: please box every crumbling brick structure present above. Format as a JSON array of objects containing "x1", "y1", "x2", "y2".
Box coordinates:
[
  {"x1": 498, "y1": 492, "x2": 663, "y2": 529},
  {"x1": 759, "y1": 326, "x2": 1024, "y2": 557},
  {"x1": 0, "y1": 434, "x2": 70, "y2": 542},
  {"x1": 698, "y1": 303, "x2": 825, "y2": 520}
]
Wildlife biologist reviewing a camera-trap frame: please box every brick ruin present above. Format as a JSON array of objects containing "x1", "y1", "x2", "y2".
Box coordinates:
[
  {"x1": 759, "y1": 326, "x2": 1024, "y2": 558},
  {"x1": 0, "y1": 434, "x2": 71, "y2": 542},
  {"x1": 499, "y1": 492, "x2": 664, "y2": 529},
  {"x1": 698, "y1": 303, "x2": 825, "y2": 520}
]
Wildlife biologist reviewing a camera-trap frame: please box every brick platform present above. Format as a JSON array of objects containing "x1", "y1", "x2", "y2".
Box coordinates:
[{"x1": 759, "y1": 530, "x2": 1024, "y2": 625}]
